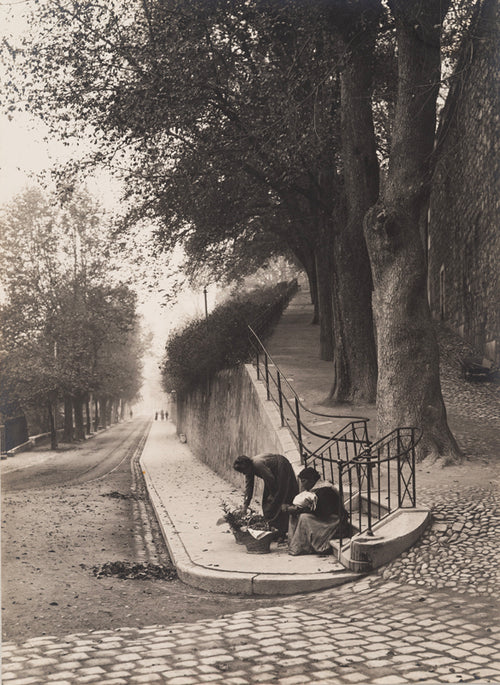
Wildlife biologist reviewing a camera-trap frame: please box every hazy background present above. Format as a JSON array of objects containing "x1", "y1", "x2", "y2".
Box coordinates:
[{"x1": 0, "y1": 1, "x2": 219, "y2": 415}]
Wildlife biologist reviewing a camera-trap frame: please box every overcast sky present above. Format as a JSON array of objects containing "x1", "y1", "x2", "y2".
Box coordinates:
[{"x1": 0, "y1": 1, "x2": 216, "y2": 408}]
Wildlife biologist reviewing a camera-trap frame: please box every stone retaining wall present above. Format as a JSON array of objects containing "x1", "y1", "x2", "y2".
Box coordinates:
[
  {"x1": 176, "y1": 364, "x2": 301, "y2": 493},
  {"x1": 428, "y1": 0, "x2": 499, "y2": 363}
]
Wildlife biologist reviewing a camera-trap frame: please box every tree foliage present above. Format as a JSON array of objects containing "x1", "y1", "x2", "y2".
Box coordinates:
[
  {"x1": 7, "y1": 1, "x2": 342, "y2": 281},
  {"x1": 0, "y1": 187, "x2": 144, "y2": 424},
  {"x1": 162, "y1": 281, "x2": 297, "y2": 396},
  {"x1": 3, "y1": 0, "x2": 482, "y2": 458}
]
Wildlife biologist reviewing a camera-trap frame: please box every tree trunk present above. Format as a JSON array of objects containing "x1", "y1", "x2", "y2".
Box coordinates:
[
  {"x1": 306, "y1": 262, "x2": 320, "y2": 325},
  {"x1": 314, "y1": 225, "x2": 335, "y2": 361},
  {"x1": 106, "y1": 399, "x2": 113, "y2": 425},
  {"x1": 365, "y1": 204, "x2": 460, "y2": 459},
  {"x1": 94, "y1": 397, "x2": 100, "y2": 431},
  {"x1": 85, "y1": 395, "x2": 91, "y2": 435},
  {"x1": 47, "y1": 398, "x2": 58, "y2": 450},
  {"x1": 100, "y1": 398, "x2": 107, "y2": 428},
  {"x1": 62, "y1": 394, "x2": 74, "y2": 442},
  {"x1": 73, "y1": 395, "x2": 85, "y2": 441},
  {"x1": 329, "y1": 192, "x2": 378, "y2": 402},
  {"x1": 325, "y1": 1, "x2": 380, "y2": 403},
  {"x1": 364, "y1": 0, "x2": 461, "y2": 461},
  {"x1": 329, "y1": 237, "x2": 378, "y2": 403}
]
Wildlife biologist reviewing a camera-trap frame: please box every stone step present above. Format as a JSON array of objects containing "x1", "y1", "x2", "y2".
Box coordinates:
[{"x1": 331, "y1": 507, "x2": 431, "y2": 573}]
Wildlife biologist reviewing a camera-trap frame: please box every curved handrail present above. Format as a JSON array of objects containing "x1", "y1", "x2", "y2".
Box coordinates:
[
  {"x1": 354, "y1": 427, "x2": 423, "y2": 464},
  {"x1": 309, "y1": 426, "x2": 423, "y2": 467},
  {"x1": 248, "y1": 325, "x2": 370, "y2": 424},
  {"x1": 256, "y1": 360, "x2": 370, "y2": 461},
  {"x1": 260, "y1": 367, "x2": 350, "y2": 444},
  {"x1": 305, "y1": 419, "x2": 372, "y2": 461}
]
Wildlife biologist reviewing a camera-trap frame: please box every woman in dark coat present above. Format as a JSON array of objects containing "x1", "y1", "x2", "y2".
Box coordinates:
[
  {"x1": 284, "y1": 467, "x2": 352, "y2": 556},
  {"x1": 233, "y1": 453, "x2": 299, "y2": 538}
]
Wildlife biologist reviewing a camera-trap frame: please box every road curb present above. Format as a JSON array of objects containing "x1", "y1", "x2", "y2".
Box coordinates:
[{"x1": 140, "y1": 455, "x2": 362, "y2": 596}]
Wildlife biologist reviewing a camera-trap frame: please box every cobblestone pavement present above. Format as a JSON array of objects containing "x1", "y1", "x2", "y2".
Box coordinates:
[
  {"x1": 2, "y1": 574, "x2": 499, "y2": 685},
  {"x1": 377, "y1": 485, "x2": 500, "y2": 597},
  {"x1": 3, "y1": 480, "x2": 499, "y2": 685}
]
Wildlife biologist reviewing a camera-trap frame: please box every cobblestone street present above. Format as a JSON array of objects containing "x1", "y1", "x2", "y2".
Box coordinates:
[
  {"x1": 378, "y1": 485, "x2": 499, "y2": 597},
  {"x1": 3, "y1": 477, "x2": 499, "y2": 685},
  {"x1": 2, "y1": 575, "x2": 499, "y2": 685},
  {"x1": 2, "y1": 294, "x2": 499, "y2": 684}
]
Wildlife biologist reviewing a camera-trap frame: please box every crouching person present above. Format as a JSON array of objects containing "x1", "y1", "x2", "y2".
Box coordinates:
[{"x1": 284, "y1": 467, "x2": 350, "y2": 556}]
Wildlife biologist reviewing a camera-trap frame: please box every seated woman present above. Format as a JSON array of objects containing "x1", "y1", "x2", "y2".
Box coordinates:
[
  {"x1": 233, "y1": 453, "x2": 299, "y2": 540},
  {"x1": 284, "y1": 467, "x2": 351, "y2": 556}
]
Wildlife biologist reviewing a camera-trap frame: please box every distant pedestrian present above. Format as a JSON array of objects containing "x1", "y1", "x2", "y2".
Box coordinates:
[
  {"x1": 165, "y1": 409, "x2": 169, "y2": 420},
  {"x1": 160, "y1": 409, "x2": 164, "y2": 420},
  {"x1": 155, "y1": 411, "x2": 158, "y2": 420},
  {"x1": 129, "y1": 410, "x2": 133, "y2": 419}
]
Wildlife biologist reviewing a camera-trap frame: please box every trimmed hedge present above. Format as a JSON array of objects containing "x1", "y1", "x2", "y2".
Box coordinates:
[{"x1": 161, "y1": 280, "x2": 298, "y2": 396}]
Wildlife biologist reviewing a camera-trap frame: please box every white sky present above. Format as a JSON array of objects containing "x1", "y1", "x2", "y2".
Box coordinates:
[{"x1": 0, "y1": 2, "x2": 216, "y2": 408}]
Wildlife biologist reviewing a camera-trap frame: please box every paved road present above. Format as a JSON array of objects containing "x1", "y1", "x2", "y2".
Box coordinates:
[
  {"x1": 3, "y1": 421, "x2": 287, "y2": 643},
  {"x1": 2, "y1": 575, "x2": 498, "y2": 684},
  {"x1": 2, "y1": 464, "x2": 499, "y2": 684},
  {"x1": 1, "y1": 422, "x2": 289, "y2": 663},
  {"x1": 1, "y1": 420, "x2": 151, "y2": 491}
]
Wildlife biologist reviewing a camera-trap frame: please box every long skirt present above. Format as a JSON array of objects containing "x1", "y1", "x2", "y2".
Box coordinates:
[
  {"x1": 288, "y1": 513, "x2": 340, "y2": 556},
  {"x1": 260, "y1": 455, "x2": 299, "y2": 536}
]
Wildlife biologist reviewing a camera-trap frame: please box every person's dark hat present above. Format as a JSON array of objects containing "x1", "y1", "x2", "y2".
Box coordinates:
[
  {"x1": 233, "y1": 455, "x2": 252, "y2": 472},
  {"x1": 298, "y1": 467, "x2": 321, "y2": 483}
]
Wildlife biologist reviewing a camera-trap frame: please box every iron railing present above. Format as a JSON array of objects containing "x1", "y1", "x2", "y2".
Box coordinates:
[
  {"x1": 305, "y1": 426, "x2": 422, "y2": 557},
  {"x1": 248, "y1": 325, "x2": 370, "y2": 461},
  {"x1": 304, "y1": 419, "x2": 372, "y2": 475},
  {"x1": 247, "y1": 286, "x2": 421, "y2": 567}
]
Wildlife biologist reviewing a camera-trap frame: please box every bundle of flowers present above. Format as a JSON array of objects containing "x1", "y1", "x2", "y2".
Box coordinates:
[{"x1": 218, "y1": 501, "x2": 269, "y2": 532}]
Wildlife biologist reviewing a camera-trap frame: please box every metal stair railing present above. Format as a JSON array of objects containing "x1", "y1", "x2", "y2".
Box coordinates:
[
  {"x1": 247, "y1": 285, "x2": 422, "y2": 569},
  {"x1": 306, "y1": 426, "x2": 422, "y2": 564},
  {"x1": 247, "y1": 326, "x2": 371, "y2": 462}
]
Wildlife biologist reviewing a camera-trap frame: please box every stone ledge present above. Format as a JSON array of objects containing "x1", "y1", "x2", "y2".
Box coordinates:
[
  {"x1": 332, "y1": 508, "x2": 431, "y2": 573},
  {"x1": 244, "y1": 363, "x2": 303, "y2": 471},
  {"x1": 6, "y1": 440, "x2": 33, "y2": 457}
]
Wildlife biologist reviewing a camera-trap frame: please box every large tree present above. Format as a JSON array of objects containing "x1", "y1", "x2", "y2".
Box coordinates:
[
  {"x1": 349, "y1": 0, "x2": 463, "y2": 459},
  {"x1": 4, "y1": 0, "x2": 478, "y2": 458},
  {"x1": 6, "y1": 0, "x2": 379, "y2": 401},
  {"x1": 0, "y1": 187, "x2": 144, "y2": 442},
  {"x1": 0, "y1": 188, "x2": 67, "y2": 447},
  {"x1": 324, "y1": 0, "x2": 382, "y2": 403}
]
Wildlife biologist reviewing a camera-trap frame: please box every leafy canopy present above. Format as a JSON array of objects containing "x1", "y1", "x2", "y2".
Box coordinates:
[{"x1": 0, "y1": 186, "x2": 144, "y2": 408}]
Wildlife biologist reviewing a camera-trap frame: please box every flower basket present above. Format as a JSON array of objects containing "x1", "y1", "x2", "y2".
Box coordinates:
[
  {"x1": 232, "y1": 527, "x2": 248, "y2": 545},
  {"x1": 242, "y1": 528, "x2": 278, "y2": 554},
  {"x1": 218, "y1": 503, "x2": 275, "y2": 551}
]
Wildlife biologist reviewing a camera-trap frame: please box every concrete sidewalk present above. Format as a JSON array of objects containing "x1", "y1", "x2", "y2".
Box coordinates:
[{"x1": 140, "y1": 420, "x2": 359, "y2": 595}]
